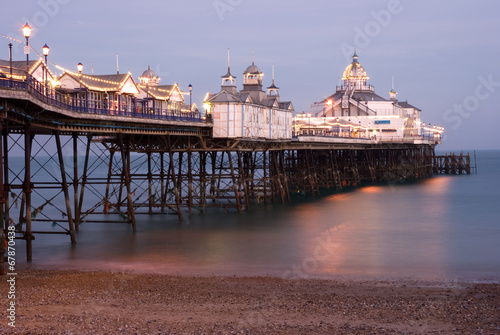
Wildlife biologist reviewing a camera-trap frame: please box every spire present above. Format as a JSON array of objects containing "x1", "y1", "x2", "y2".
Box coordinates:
[
  {"x1": 389, "y1": 75, "x2": 397, "y2": 101},
  {"x1": 252, "y1": 49, "x2": 255, "y2": 65},
  {"x1": 267, "y1": 63, "x2": 279, "y2": 97},
  {"x1": 352, "y1": 48, "x2": 358, "y2": 63},
  {"x1": 272, "y1": 64, "x2": 275, "y2": 85},
  {"x1": 221, "y1": 48, "x2": 236, "y2": 89}
]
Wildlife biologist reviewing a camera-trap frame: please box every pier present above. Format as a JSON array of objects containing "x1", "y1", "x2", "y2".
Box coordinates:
[
  {"x1": 0, "y1": 73, "x2": 470, "y2": 265},
  {"x1": 0, "y1": 39, "x2": 471, "y2": 266}
]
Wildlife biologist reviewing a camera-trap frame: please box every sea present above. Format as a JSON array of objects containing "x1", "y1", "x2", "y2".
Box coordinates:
[{"x1": 12, "y1": 150, "x2": 500, "y2": 283}]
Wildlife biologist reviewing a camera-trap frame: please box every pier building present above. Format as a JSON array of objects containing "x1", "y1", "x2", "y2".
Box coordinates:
[
  {"x1": 56, "y1": 65, "x2": 195, "y2": 118},
  {"x1": 204, "y1": 55, "x2": 293, "y2": 140},
  {"x1": 294, "y1": 51, "x2": 443, "y2": 143}
]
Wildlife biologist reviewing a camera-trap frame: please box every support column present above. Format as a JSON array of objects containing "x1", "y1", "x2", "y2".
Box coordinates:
[
  {"x1": 55, "y1": 133, "x2": 76, "y2": 245},
  {"x1": 24, "y1": 129, "x2": 34, "y2": 261},
  {"x1": 73, "y1": 133, "x2": 79, "y2": 230},
  {"x1": 77, "y1": 134, "x2": 92, "y2": 223},
  {"x1": 119, "y1": 135, "x2": 137, "y2": 231},
  {"x1": 227, "y1": 151, "x2": 242, "y2": 213},
  {"x1": 103, "y1": 150, "x2": 115, "y2": 214},
  {"x1": 187, "y1": 149, "x2": 193, "y2": 214},
  {"x1": 147, "y1": 151, "x2": 153, "y2": 214},
  {"x1": 167, "y1": 137, "x2": 182, "y2": 221},
  {"x1": 160, "y1": 151, "x2": 165, "y2": 212},
  {"x1": 237, "y1": 151, "x2": 251, "y2": 211}
]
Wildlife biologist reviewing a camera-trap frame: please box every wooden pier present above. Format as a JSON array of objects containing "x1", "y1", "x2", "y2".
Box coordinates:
[
  {"x1": 433, "y1": 153, "x2": 472, "y2": 175},
  {"x1": 0, "y1": 76, "x2": 471, "y2": 266}
]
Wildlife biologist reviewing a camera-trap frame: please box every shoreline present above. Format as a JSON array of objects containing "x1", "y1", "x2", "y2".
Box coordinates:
[{"x1": 1, "y1": 269, "x2": 499, "y2": 334}]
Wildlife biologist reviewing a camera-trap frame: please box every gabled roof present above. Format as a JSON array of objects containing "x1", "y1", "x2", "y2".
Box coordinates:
[
  {"x1": 207, "y1": 90, "x2": 244, "y2": 103},
  {"x1": 59, "y1": 72, "x2": 140, "y2": 94},
  {"x1": 139, "y1": 83, "x2": 184, "y2": 101},
  {"x1": 398, "y1": 100, "x2": 421, "y2": 111},
  {"x1": 279, "y1": 101, "x2": 293, "y2": 110},
  {"x1": 351, "y1": 91, "x2": 387, "y2": 102},
  {"x1": 261, "y1": 97, "x2": 279, "y2": 108},
  {"x1": 0, "y1": 59, "x2": 44, "y2": 79}
]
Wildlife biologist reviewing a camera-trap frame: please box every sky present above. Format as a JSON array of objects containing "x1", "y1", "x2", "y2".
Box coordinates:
[{"x1": 1, "y1": 0, "x2": 499, "y2": 151}]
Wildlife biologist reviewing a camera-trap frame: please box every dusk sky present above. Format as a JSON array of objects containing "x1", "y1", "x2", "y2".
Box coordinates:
[{"x1": 2, "y1": 0, "x2": 499, "y2": 150}]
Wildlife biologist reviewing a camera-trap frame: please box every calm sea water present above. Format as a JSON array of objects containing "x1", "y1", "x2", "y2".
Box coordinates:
[{"x1": 13, "y1": 150, "x2": 500, "y2": 282}]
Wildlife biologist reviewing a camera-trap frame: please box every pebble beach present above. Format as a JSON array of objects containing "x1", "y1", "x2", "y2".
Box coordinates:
[{"x1": 1, "y1": 269, "x2": 499, "y2": 334}]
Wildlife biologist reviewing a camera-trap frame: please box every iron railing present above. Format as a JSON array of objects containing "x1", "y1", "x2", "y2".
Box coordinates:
[{"x1": 0, "y1": 76, "x2": 205, "y2": 123}]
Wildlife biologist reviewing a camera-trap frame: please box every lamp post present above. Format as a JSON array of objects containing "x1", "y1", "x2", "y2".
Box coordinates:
[
  {"x1": 42, "y1": 44, "x2": 50, "y2": 95},
  {"x1": 188, "y1": 83, "x2": 193, "y2": 116},
  {"x1": 8, "y1": 43, "x2": 13, "y2": 87},
  {"x1": 22, "y1": 23, "x2": 32, "y2": 82},
  {"x1": 144, "y1": 77, "x2": 150, "y2": 114},
  {"x1": 77, "y1": 63, "x2": 83, "y2": 109},
  {"x1": 307, "y1": 113, "x2": 311, "y2": 135}
]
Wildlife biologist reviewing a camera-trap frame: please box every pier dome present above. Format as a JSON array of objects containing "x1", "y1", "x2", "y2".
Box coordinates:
[
  {"x1": 342, "y1": 50, "x2": 368, "y2": 80},
  {"x1": 139, "y1": 65, "x2": 160, "y2": 86},
  {"x1": 244, "y1": 63, "x2": 262, "y2": 75},
  {"x1": 243, "y1": 59, "x2": 264, "y2": 91}
]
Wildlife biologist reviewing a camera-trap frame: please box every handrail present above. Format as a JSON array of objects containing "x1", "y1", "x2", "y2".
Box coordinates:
[{"x1": 0, "y1": 76, "x2": 206, "y2": 123}]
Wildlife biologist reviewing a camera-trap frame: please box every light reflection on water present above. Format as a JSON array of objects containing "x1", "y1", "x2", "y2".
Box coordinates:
[{"x1": 15, "y1": 151, "x2": 500, "y2": 283}]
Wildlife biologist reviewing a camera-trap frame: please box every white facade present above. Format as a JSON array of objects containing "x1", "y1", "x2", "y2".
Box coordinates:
[
  {"x1": 205, "y1": 59, "x2": 293, "y2": 140},
  {"x1": 211, "y1": 99, "x2": 291, "y2": 139}
]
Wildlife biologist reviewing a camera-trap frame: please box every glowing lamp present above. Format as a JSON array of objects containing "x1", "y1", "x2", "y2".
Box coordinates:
[
  {"x1": 42, "y1": 44, "x2": 50, "y2": 57},
  {"x1": 188, "y1": 83, "x2": 193, "y2": 92},
  {"x1": 22, "y1": 23, "x2": 32, "y2": 38},
  {"x1": 77, "y1": 62, "x2": 83, "y2": 73}
]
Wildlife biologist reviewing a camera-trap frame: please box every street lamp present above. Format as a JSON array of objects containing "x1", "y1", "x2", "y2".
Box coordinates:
[
  {"x1": 188, "y1": 83, "x2": 193, "y2": 114},
  {"x1": 42, "y1": 44, "x2": 50, "y2": 95},
  {"x1": 22, "y1": 23, "x2": 32, "y2": 81},
  {"x1": 144, "y1": 77, "x2": 150, "y2": 113},
  {"x1": 8, "y1": 43, "x2": 13, "y2": 87},
  {"x1": 77, "y1": 63, "x2": 83, "y2": 108}
]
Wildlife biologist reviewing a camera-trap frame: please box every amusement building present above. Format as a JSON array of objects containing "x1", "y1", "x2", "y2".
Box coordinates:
[
  {"x1": 293, "y1": 51, "x2": 443, "y2": 143},
  {"x1": 204, "y1": 52, "x2": 294, "y2": 140},
  {"x1": 0, "y1": 33, "x2": 197, "y2": 121}
]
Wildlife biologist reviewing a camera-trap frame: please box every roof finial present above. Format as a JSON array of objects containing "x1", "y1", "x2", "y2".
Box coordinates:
[
  {"x1": 116, "y1": 53, "x2": 119, "y2": 74},
  {"x1": 227, "y1": 48, "x2": 231, "y2": 73},
  {"x1": 272, "y1": 64, "x2": 275, "y2": 85},
  {"x1": 353, "y1": 48, "x2": 358, "y2": 62},
  {"x1": 391, "y1": 75, "x2": 395, "y2": 90},
  {"x1": 252, "y1": 49, "x2": 255, "y2": 65}
]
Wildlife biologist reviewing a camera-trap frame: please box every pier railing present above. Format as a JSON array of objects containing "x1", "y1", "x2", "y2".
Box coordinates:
[{"x1": 0, "y1": 76, "x2": 205, "y2": 123}]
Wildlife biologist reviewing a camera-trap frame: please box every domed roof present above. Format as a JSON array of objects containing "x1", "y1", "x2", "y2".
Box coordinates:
[
  {"x1": 244, "y1": 62, "x2": 262, "y2": 75},
  {"x1": 141, "y1": 65, "x2": 156, "y2": 79},
  {"x1": 342, "y1": 51, "x2": 368, "y2": 80}
]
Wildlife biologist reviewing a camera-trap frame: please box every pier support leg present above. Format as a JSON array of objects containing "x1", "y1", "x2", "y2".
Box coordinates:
[
  {"x1": 187, "y1": 150, "x2": 193, "y2": 214},
  {"x1": 55, "y1": 133, "x2": 76, "y2": 244},
  {"x1": 160, "y1": 151, "x2": 165, "y2": 213},
  {"x1": 147, "y1": 151, "x2": 153, "y2": 214},
  {"x1": 2, "y1": 128, "x2": 10, "y2": 235},
  {"x1": 227, "y1": 151, "x2": 242, "y2": 213},
  {"x1": 77, "y1": 134, "x2": 91, "y2": 224},
  {"x1": 104, "y1": 150, "x2": 115, "y2": 214},
  {"x1": 73, "y1": 133, "x2": 79, "y2": 230},
  {"x1": 167, "y1": 137, "x2": 182, "y2": 221},
  {"x1": 119, "y1": 135, "x2": 136, "y2": 231},
  {"x1": 24, "y1": 130, "x2": 34, "y2": 261}
]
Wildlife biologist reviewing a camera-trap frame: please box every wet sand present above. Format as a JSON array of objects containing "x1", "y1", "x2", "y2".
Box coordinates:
[{"x1": 1, "y1": 269, "x2": 499, "y2": 334}]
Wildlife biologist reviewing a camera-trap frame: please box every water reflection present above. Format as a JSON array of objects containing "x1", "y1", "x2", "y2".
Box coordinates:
[{"x1": 15, "y1": 164, "x2": 500, "y2": 282}]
